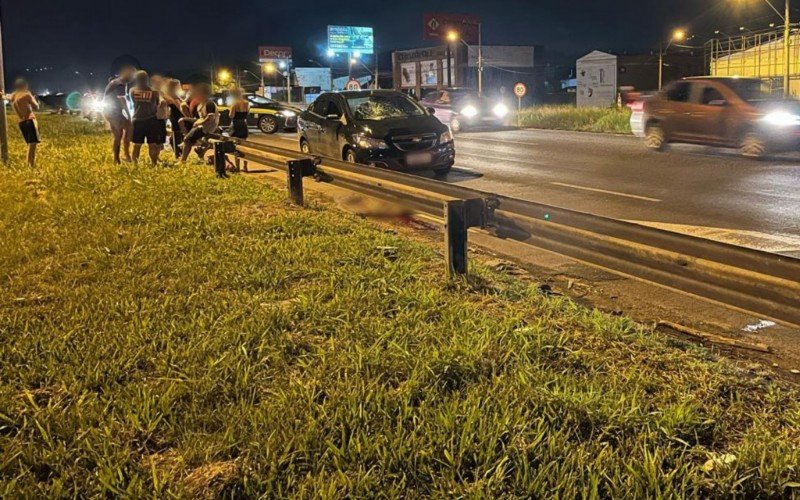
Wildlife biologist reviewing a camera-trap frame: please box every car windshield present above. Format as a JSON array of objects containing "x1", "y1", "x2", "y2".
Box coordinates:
[
  {"x1": 248, "y1": 95, "x2": 275, "y2": 105},
  {"x1": 346, "y1": 94, "x2": 425, "y2": 120},
  {"x1": 725, "y1": 79, "x2": 772, "y2": 101}
]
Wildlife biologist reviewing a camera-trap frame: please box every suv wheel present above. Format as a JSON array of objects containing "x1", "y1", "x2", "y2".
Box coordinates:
[
  {"x1": 740, "y1": 132, "x2": 767, "y2": 159},
  {"x1": 300, "y1": 139, "x2": 311, "y2": 154},
  {"x1": 344, "y1": 148, "x2": 358, "y2": 163},
  {"x1": 645, "y1": 124, "x2": 666, "y2": 151},
  {"x1": 258, "y1": 115, "x2": 278, "y2": 134}
]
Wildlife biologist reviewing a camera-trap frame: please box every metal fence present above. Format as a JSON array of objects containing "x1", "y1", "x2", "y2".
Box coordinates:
[{"x1": 705, "y1": 27, "x2": 800, "y2": 95}]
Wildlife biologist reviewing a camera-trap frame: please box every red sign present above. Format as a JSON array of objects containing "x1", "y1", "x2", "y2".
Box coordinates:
[
  {"x1": 259, "y1": 46, "x2": 293, "y2": 62},
  {"x1": 513, "y1": 82, "x2": 528, "y2": 98},
  {"x1": 423, "y1": 13, "x2": 480, "y2": 44}
]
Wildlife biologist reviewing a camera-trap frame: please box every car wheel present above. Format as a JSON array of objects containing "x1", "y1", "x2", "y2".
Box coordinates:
[
  {"x1": 644, "y1": 124, "x2": 666, "y2": 151},
  {"x1": 258, "y1": 115, "x2": 278, "y2": 134},
  {"x1": 740, "y1": 132, "x2": 767, "y2": 159},
  {"x1": 450, "y1": 117, "x2": 462, "y2": 133},
  {"x1": 344, "y1": 148, "x2": 358, "y2": 163},
  {"x1": 300, "y1": 138, "x2": 311, "y2": 154},
  {"x1": 433, "y1": 166, "x2": 452, "y2": 177}
]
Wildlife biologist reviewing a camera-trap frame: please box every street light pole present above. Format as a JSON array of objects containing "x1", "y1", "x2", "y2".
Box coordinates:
[{"x1": 784, "y1": 0, "x2": 791, "y2": 95}]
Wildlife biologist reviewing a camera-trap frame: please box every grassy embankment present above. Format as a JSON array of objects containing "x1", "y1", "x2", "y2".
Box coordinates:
[
  {"x1": 0, "y1": 115, "x2": 798, "y2": 497},
  {"x1": 515, "y1": 105, "x2": 633, "y2": 134}
]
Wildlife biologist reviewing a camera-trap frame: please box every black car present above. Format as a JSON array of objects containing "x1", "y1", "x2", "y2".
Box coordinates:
[
  {"x1": 213, "y1": 92, "x2": 300, "y2": 134},
  {"x1": 298, "y1": 90, "x2": 455, "y2": 175},
  {"x1": 420, "y1": 88, "x2": 509, "y2": 133}
]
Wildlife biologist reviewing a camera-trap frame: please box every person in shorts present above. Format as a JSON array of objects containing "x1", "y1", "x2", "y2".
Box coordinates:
[
  {"x1": 128, "y1": 70, "x2": 163, "y2": 165},
  {"x1": 180, "y1": 83, "x2": 219, "y2": 164},
  {"x1": 103, "y1": 65, "x2": 136, "y2": 164},
  {"x1": 10, "y1": 78, "x2": 40, "y2": 167}
]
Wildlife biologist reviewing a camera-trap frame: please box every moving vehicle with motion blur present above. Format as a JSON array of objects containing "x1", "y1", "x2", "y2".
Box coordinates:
[
  {"x1": 298, "y1": 90, "x2": 455, "y2": 175},
  {"x1": 213, "y1": 92, "x2": 300, "y2": 134},
  {"x1": 420, "y1": 88, "x2": 509, "y2": 133},
  {"x1": 631, "y1": 77, "x2": 800, "y2": 158}
]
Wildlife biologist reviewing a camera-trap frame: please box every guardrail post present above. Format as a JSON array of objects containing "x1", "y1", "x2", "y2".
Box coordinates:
[
  {"x1": 286, "y1": 159, "x2": 318, "y2": 206},
  {"x1": 445, "y1": 198, "x2": 488, "y2": 277}
]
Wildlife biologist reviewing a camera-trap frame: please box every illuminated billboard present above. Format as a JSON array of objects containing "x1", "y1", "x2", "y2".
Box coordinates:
[{"x1": 327, "y1": 26, "x2": 374, "y2": 54}]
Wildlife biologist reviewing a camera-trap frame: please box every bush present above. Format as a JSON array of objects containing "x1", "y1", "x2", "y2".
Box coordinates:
[{"x1": 515, "y1": 105, "x2": 632, "y2": 134}]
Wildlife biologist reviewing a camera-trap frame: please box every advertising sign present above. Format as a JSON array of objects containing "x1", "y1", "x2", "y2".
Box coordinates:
[
  {"x1": 420, "y1": 60, "x2": 438, "y2": 86},
  {"x1": 294, "y1": 67, "x2": 332, "y2": 90},
  {"x1": 327, "y1": 26, "x2": 374, "y2": 54},
  {"x1": 399, "y1": 62, "x2": 417, "y2": 88},
  {"x1": 259, "y1": 46, "x2": 293, "y2": 62},
  {"x1": 576, "y1": 51, "x2": 618, "y2": 108},
  {"x1": 423, "y1": 13, "x2": 480, "y2": 44}
]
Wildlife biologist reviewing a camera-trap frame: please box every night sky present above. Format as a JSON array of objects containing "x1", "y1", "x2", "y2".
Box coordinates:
[{"x1": 4, "y1": 0, "x2": 791, "y2": 92}]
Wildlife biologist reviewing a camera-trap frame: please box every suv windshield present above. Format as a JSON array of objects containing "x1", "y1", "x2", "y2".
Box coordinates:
[
  {"x1": 346, "y1": 94, "x2": 425, "y2": 120},
  {"x1": 725, "y1": 79, "x2": 772, "y2": 101}
]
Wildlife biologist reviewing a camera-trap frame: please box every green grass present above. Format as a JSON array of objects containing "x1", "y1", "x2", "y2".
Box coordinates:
[
  {"x1": 515, "y1": 105, "x2": 633, "y2": 134},
  {"x1": 1, "y1": 115, "x2": 799, "y2": 497}
]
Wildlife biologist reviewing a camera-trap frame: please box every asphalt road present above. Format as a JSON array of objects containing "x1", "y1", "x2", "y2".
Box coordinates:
[{"x1": 250, "y1": 128, "x2": 800, "y2": 256}]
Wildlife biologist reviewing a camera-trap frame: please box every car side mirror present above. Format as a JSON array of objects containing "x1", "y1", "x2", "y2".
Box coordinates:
[
  {"x1": 426, "y1": 106, "x2": 436, "y2": 114},
  {"x1": 708, "y1": 99, "x2": 727, "y2": 107}
]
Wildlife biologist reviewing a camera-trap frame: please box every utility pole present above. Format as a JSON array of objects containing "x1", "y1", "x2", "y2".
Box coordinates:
[
  {"x1": 0, "y1": 5, "x2": 9, "y2": 164},
  {"x1": 477, "y1": 22, "x2": 484, "y2": 96}
]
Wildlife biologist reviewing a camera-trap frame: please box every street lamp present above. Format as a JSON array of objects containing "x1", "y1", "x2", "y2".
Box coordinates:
[
  {"x1": 218, "y1": 69, "x2": 232, "y2": 85},
  {"x1": 659, "y1": 29, "x2": 686, "y2": 90},
  {"x1": 446, "y1": 27, "x2": 484, "y2": 95}
]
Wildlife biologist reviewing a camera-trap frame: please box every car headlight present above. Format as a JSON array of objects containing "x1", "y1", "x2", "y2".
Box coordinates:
[
  {"x1": 493, "y1": 103, "x2": 509, "y2": 118},
  {"x1": 763, "y1": 111, "x2": 798, "y2": 126},
  {"x1": 280, "y1": 110, "x2": 296, "y2": 117},
  {"x1": 460, "y1": 105, "x2": 478, "y2": 118},
  {"x1": 439, "y1": 129, "x2": 454, "y2": 144},
  {"x1": 355, "y1": 134, "x2": 389, "y2": 149},
  {"x1": 762, "y1": 111, "x2": 800, "y2": 126}
]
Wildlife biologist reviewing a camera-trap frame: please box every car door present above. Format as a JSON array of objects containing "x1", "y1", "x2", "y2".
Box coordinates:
[
  {"x1": 659, "y1": 81, "x2": 695, "y2": 141},
  {"x1": 301, "y1": 96, "x2": 327, "y2": 153},
  {"x1": 320, "y1": 96, "x2": 346, "y2": 158},
  {"x1": 688, "y1": 84, "x2": 730, "y2": 145}
]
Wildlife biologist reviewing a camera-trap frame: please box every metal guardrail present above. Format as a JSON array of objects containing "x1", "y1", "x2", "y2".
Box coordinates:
[{"x1": 219, "y1": 139, "x2": 800, "y2": 328}]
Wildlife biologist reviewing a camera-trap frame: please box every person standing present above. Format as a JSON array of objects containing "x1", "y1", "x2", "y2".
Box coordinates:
[
  {"x1": 164, "y1": 79, "x2": 188, "y2": 158},
  {"x1": 128, "y1": 70, "x2": 163, "y2": 165},
  {"x1": 103, "y1": 65, "x2": 135, "y2": 164},
  {"x1": 228, "y1": 88, "x2": 250, "y2": 139},
  {"x1": 9, "y1": 78, "x2": 40, "y2": 167}
]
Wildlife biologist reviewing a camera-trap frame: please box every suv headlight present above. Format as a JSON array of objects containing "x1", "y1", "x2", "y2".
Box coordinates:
[
  {"x1": 493, "y1": 103, "x2": 509, "y2": 118},
  {"x1": 439, "y1": 129, "x2": 454, "y2": 144},
  {"x1": 460, "y1": 105, "x2": 479, "y2": 118},
  {"x1": 762, "y1": 111, "x2": 800, "y2": 126},
  {"x1": 280, "y1": 110, "x2": 296, "y2": 117},
  {"x1": 355, "y1": 134, "x2": 389, "y2": 149}
]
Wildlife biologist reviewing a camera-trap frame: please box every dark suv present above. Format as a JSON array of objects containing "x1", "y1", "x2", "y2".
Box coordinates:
[
  {"x1": 632, "y1": 77, "x2": 800, "y2": 158},
  {"x1": 298, "y1": 90, "x2": 455, "y2": 175}
]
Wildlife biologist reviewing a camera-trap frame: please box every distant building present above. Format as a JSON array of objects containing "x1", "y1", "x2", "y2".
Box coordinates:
[
  {"x1": 707, "y1": 29, "x2": 800, "y2": 95},
  {"x1": 392, "y1": 44, "x2": 544, "y2": 101}
]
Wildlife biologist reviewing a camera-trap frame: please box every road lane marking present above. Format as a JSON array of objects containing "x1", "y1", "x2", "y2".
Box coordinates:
[
  {"x1": 551, "y1": 182, "x2": 661, "y2": 202},
  {"x1": 627, "y1": 221, "x2": 800, "y2": 254}
]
